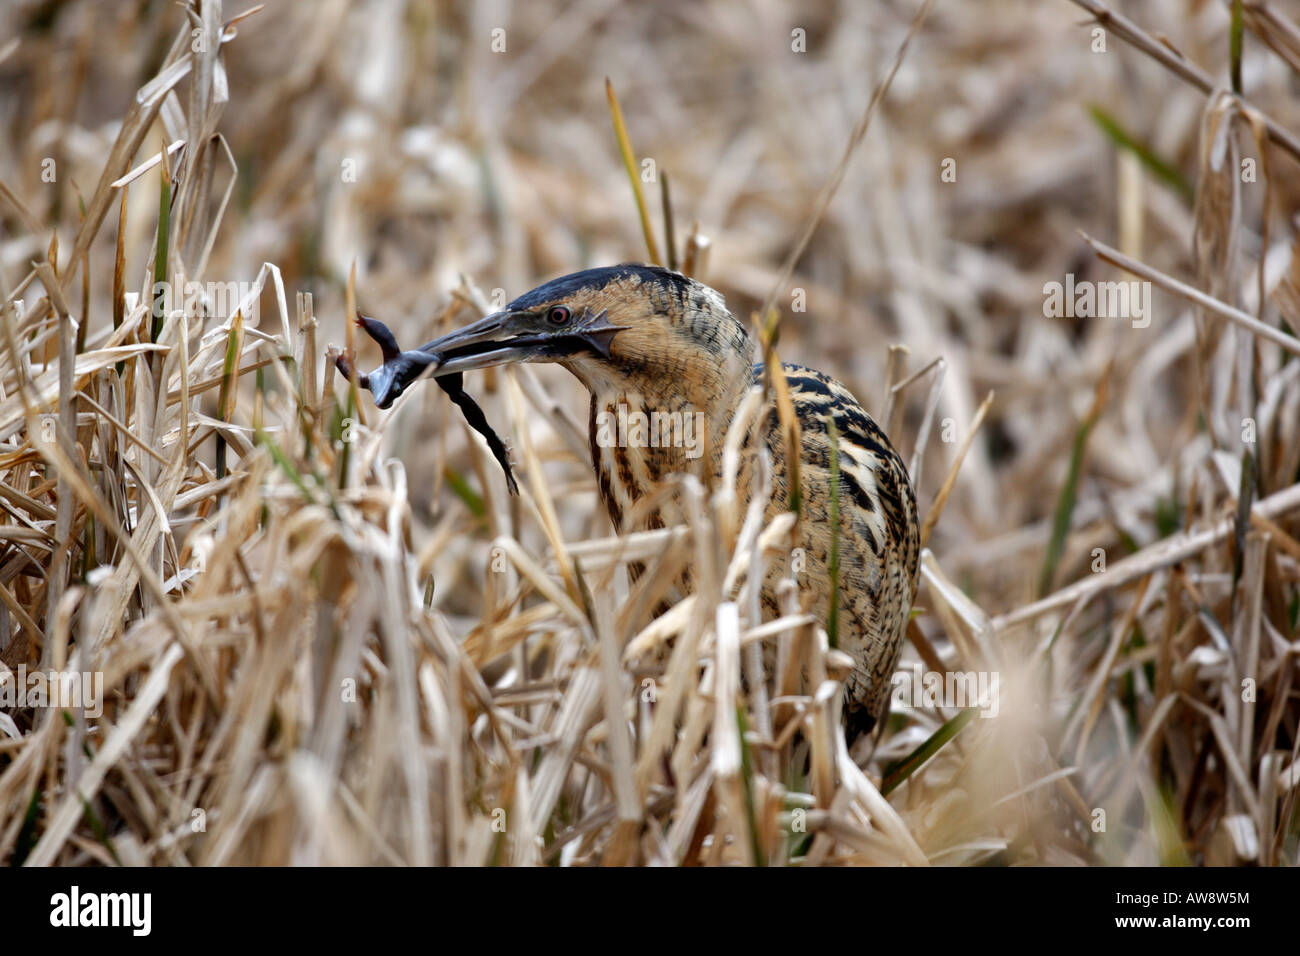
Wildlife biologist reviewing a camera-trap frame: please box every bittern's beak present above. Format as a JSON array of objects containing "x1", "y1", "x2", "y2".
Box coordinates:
[
  {"x1": 416, "y1": 309, "x2": 562, "y2": 377},
  {"x1": 338, "y1": 307, "x2": 625, "y2": 409}
]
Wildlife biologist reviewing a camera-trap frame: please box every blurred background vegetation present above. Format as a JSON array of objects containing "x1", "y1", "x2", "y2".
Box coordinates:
[{"x1": 1, "y1": 0, "x2": 1298, "y2": 865}]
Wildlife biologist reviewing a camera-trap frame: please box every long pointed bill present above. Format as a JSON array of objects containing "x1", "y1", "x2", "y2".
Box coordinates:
[{"x1": 413, "y1": 310, "x2": 555, "y2": 377}]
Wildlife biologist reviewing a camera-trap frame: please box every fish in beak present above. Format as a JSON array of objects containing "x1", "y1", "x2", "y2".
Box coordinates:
[
  {"x1": 332, "y1": 305, "x2": 627, "y2": 495},
  {"x1": 331, "y1": 313, "x2": 524, "y2": 493},
  {"x1": 338, "y1": 306, "x2": 625, "y2": 407}
]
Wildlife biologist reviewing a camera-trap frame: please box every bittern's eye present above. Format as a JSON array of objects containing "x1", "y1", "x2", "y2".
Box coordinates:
[{"x1": 546, "y1": 305, "x2": 571, "y2": 326}]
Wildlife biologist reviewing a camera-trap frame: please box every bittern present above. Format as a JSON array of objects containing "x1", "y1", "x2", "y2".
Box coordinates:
[{"x1": 340, "y1": 264, "x2": 919, "y2": 741}]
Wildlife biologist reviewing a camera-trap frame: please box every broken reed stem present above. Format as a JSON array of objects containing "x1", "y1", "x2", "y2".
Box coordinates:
[
  {"x1": 994, "y1": 481, "x2": 1300, "y2": 630},
  {"x1": 1081, "y1": 232, "x2": 1300, "y2": 358}
]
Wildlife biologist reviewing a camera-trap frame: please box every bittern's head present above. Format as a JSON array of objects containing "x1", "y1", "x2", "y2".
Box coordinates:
[{"x1": 423, "y1": 265, "x2": 754, "y2": 404}]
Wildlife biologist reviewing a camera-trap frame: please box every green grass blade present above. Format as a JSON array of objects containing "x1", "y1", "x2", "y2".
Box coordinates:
[
  {"x1": 1038, "y1": 418, "x2": 1090, "y2": 597},
  {"x1": 336, "y1": 388, "x2": 355, "y2": 490},
  {"x1": 605, "y1": 78, "x2": 662, "y2": 266},
  {"x1": 216, "y1": 311, "x2": 243, "y2": 481},
  {"x1": 1088, "y1": 105, "x2": 1193, "y2": 201},
  {"x1": 1230, "y1": 0, "x2": 1244, "y2": 95},
  {"x1": 881, "y1": 707, "x2": 975, "y2": 796},
  {"x1": 1038, "y1": 373, "x2": 1108, "y2": 597},
  {"x1": 257, "y1": 428, "x2": 317, "y2": 505},
  {"x1": 151, "y1": 162, "x2": 171, "y2": 343},
  {"x1": 443, "y1": 466, "x2": 487, "y2": 520}
]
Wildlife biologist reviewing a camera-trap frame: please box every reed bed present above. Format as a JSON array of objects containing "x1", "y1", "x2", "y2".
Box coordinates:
[{"x1": 0, "y1": 0, "x2": 1297, "y2": 865}]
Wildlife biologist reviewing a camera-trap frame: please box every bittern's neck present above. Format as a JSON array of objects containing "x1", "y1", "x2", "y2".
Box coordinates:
[{"x1": 564, "y1": 344, "x2": 753, "y2": 530}]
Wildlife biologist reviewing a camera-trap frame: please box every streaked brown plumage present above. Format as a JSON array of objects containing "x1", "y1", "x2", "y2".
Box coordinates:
[{"x1": 343, "y1": 264, "x2": 920, "y2": 741}]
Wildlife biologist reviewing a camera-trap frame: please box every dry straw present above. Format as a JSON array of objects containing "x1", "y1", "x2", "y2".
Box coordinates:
[{"x1": 0, "y1": 0, "x2": 1297, "y2": 866}]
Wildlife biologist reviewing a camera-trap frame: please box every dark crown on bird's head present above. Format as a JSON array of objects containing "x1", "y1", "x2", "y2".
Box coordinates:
[{"x1": 506, "y1": 263, "x2": 696, "y2": 312}]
